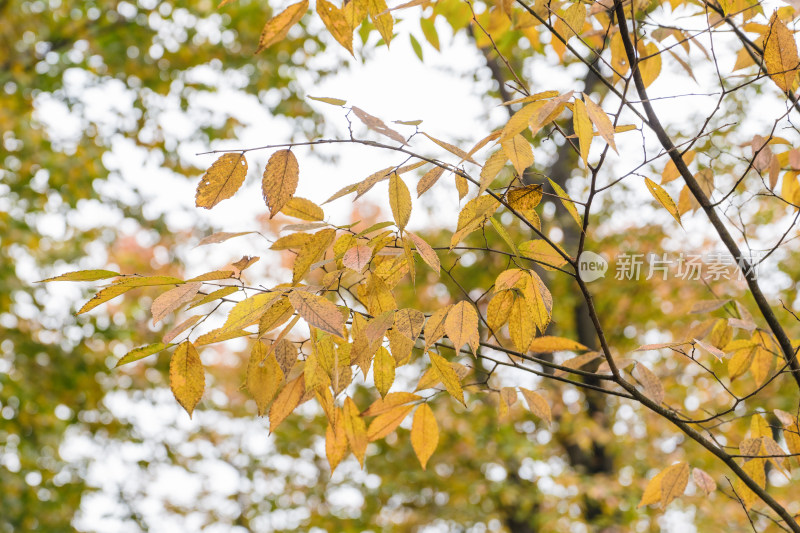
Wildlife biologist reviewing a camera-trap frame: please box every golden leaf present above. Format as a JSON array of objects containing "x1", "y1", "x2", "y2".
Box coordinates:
[
  {"x1": 423, "y1": 305, "x2": 452, "y2": 349},
  {"x1": 343, "y1": 0, "x2": 367, "y2": 29},
  {"x1": 582, "y1": 92, "x2": 617, "y2": 153},
  {"x1": 222, "y1": 292, "x2": 279, "y2": 332},
  {"x1": 247, "y1": 341, "x2": 285, "y2": 416},
  {"x1": 406, "y1": 231, "x2": 440, "y2": 273},
  {"x1": 518, "y1": 239, "x2": 569, "y2": 269},
  {"x1": 169, "y1": 341, "x2": 205, "y2": 417},
  {"x1": 644, "y1": 177, "x2": 681, "y2": 226},
  {"x1": 638, "y1": 42, "x2": 662, "y2": 88},
  {"x1": 507, "y1": 184, "x2": 542, "y2": 210},
  {"x1": 269, "y1": 374, "x2": 305, "y2": 432},
  {"x1": 292, "y1": 228, "x2": 336, "y2": 283},
  {"x1": 450, "y1": 195, "x2": 500, "y2": 247},
  {"x1": 282, "y1": 197, "x2": 324, "y2": 221},
  {"x1": 528, "y1": 336, "x2": 588, "y2": 353},
  {"x1": 317, "y1": 0, "x2": 354, "y2": 54},
  {"x1": 487, "y1": 290, "x2": 514, "y2": 332},
  {"x1": 444, "y1": 301, "x2": 479, "y2": 352},
  {"x1": 764, "y1": 12, "x2": 799, "y2": 93},
  {"x1": 389, "y1": 173, "x2": 412, "y2": 230},
  {"x1": 162, "y1": 315, "x2": 202, "y2": 344},
  {"x1": 195, "y1": 153, "x2": 247, "y2": 209},
  {"x1": 116, "y1": 342, "x2": 172, "y2": 367},
  {"x1": 326, "y1": 414, "x2": 348, "y2": 472},
  {"x1": 362, "y1": 392, "x2": 421, "y2": 416},
  {"x1": 38, "y1": 269, "x2": 120, "y2": 282},
  {"x1": 411, "y1": 403, "x2": 439, "y2": 469},
  {"x1": 273, "y1": 338, "x2": 298, "y2": 375},
  {"x1": 508, "y1": 294, "x2": 535, "y2": 352},
  {"x1": 373, "y1": 346, "x2": 396, "y2": 398},
  {"x1": 256, "y1": 0, "x2": 309, "y2": 53},
  {"x1": 547, "y1": 178, "x2": 582, "y2": 227},
  {"x1": 367, "y1": 0, "x2": 393, "y2": 46},
  {"x1": 367, "y1": 404, "x2": 413, "y2": 441},
  {"x1": 287, "y1": 290, "x2": 345, "y2": 338},
  {"x1": 309, "y1": 95, "x2": 347, "y2": 106},
  {"x1": 734, "y1": 459, "x2": 765, "y2": 510},
  {"x1": 421, "y1": 132, "x2": 478, "y2": 164},
  {"x1": 501, "y1": 134, "x2": 534, "y2": 175},
  {"x1": 573, "y1": 97, "x2": 592, "y2": 166},
  {"x1": 262, "y1": 149, "x2": 299, "y2": 218},
  {"x1": 344, "y1": 397, "x2": 368, "y2": 466},
  {"x1": 659, "y1": 462, "x2": 689, "y2": 508},
  {"x1": 428, "y1": 351, "x2": 465, "y2": 405},
  {"x1": 520, "y1": 387, "x2": 551, "y2": 425},
  {"x1": 77, "y1": 285, "x2": 131, "y2": 314},
  {"x1": 480, "y1": 150, "x2": 508, "y2": 194}
]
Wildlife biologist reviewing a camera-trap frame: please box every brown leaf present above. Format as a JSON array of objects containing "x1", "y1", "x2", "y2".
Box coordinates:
[
  {"x1": 288, "y1": 290, "x2": 345, "y2": 338},
  {"x1": 352, "y1": 106, "x2": 408, "y2": 145},
  {"x1": 151, "y1": 282, "x2": 202, "y2": 325}
]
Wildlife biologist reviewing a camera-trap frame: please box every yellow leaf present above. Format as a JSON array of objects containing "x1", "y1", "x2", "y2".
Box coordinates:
[
  {"x1": 326, "y1": 415, "x2": 348, "y2": 472},
  {"x1": 415, "y1": 361, "x2": 469, "y2": 391},
  {"x1": 367, "y1": 404, "x2": 414, "y2": 441},
  {"x1": 309, "y1": 95, "x2": 347, "y2": 106},
  {"x1": 734, "y1": 459, "x2": 765, "y2": 510},
  {"x1": 116, "y1": 342, "x2": 172, "y2": 367},
  {"x1": 77, "y1": 285, "x2": 131, "y2": 314},
  {"x1": 151, "y1": 282, "x2": 202, "y2": 325},
  {"x1": 507, "y1": 184, "x2": 542, "y2": 210},
  {"x1": 406, "y1": 231, "x2": 440, "y2": 273},
  {"x1": 352, "y1": 107, "x2": 407, "y2": 145},
  {"x1": 317, "y1": 0, "x2": 354, "y2": 54},
  {"x1": 521, "y1": 271, "x2": 552, "y2": 333},
  {"x1": 258, "y1": 297, "x2": 294, "y2": 335},
  {"x1": 247, "y1": 341, "x2": 285, "y2": 416},
  {"x1": 728, "y1": 344, "x2": 758, "y2": 380},
  {"x1": 256, "y1": 0, "x2": 309, "y2": 52},
  {"x1": 343, "y1": 0, "x2": 367, "y2": 29},
  {"x1": 637, "y1": 42, "x2": 662, "y2": 88},
  {"x1": 487, "y1": 290, "x2": 514, "y2": 332},
  {"x1": 195, "y1": 327, "x2": 249, "y2": 346},
  {"x1": 363, "y1": 392, "x2": 421, "y2": 416},
  {"x1": 765, "y1": 12, "x2": 799, "y2": 92},
  {"x1": 389, "y1": 173, "x2": 412, "y2": 230},
  {"x1": 428, "y1": 351, "x2": 465, "y2": 405},
  {"x1": 547, "y1": 178, "x2": 582, "y2": 228},
  {"x1": 573, "y1": 98, "x2": 592, "y2": 166},
  {"x1": 222, "y1": 292, "x2": 279, "y2": 332},
  {"x1": 582, "y1": 92, "x2": 617, "y2": 153},
  {"x1": 480, "y1": 150, "x2": 508, "y2": 194},
  {"x1": 417, "y1": 166, "x2": 446, "y2": 197},
  {"x1": 293, "y1": 228, "x2": 336, "y2": 283},
  {"x1": 411, "y1": 403, "x2": 439, "y2": 469},
  {"x1": 287, "y1": 290, "x2": 345, "y2": 338},
  {"x1": 421, "y1": 132, "x2": 478, "y2": 164},
  {"x1": 660, "y1": 462, "x2": 689, "y2": 508},
  {"x1": 644, "y1": 177, "x2": 681, "y2": 225},
  {"x1": 562, "y1": 2, "x2": 585, "y2": 39},
  {"x1": 373, "y1": 346, "x2": 396, "y2": 398},
  {"x1": 38, "y1": 269, "x2": 120, "y2": 282},
  {"x1": 528, "y1": 336, "x2": 587, "y2": 353},
  {"x1": 661, "y1": 150, "x2": 695, "y2": 184},
  {"x1": 508, "y1": 294, "x2": 535, "y2": 352},
  {"x1": 282, "y1": 197, "x2": 324, "y2": 221},
  {"x1": 344, "y1": 397, "x2": 368, "y2": 466},
  {"x1": 169, "y1": 341, "x2": 205, "y2": 417},
  {"x1": 273, "y1": 338, "x2": 298, "y2": 375},
  {"x1": 519, "y1": 387, "x2": 551, "y2": 425},
  {"x1": 185, "y1": 270, "x2": 235, "y2": 282},
  {"x1": 262, "y1": 149, "x2": 299, "y2": 218},
  {"x1": 500, "y1": 101, "x2": 544, "y2": 142},
  {"x1": 195, "y1": 153, "x2": 248, "y2": 209},
  {"x1": 367, "y1": 0, "x2": 393, "y2": 46},
  {"x1": 423, "y1": 305, "x2": 452, "y2": 349},
  {"x1": 501, "y1": 134, "x2": 534, "y2": 175},
  {"x1": 455, "y1": 174, "x2": 468, "y2": 201},
  {"x1": 445, "y1": 301, "x2": 479, "y2": 352},
  {"x1": 269, "y1": 374, "x2": 305, "y2": 432},
  {"x1": 518, "y1": 239, "x2": 569, "y2": 269},
  {"x1": 450, "y1": 195, "x2": 500, "y2": 247}
]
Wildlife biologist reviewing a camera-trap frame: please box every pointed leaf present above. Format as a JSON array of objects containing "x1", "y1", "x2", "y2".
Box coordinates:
[
  {"x1": 262, "y1": 149, "x2": 299, "y2": 218},
  {"x1": 196, "y1": 153, "x2": 248, "y2": 209},
  {"x1": 169, "y1": 341, "x2": 205, "y2": 417},
  {"x1": 411, "y1": 403, "x2": 438, "y2": 469}
]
